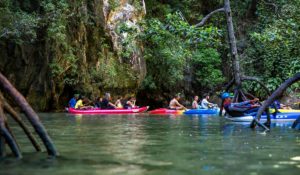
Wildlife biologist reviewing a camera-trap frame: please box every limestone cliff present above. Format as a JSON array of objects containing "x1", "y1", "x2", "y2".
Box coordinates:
[{"x1": 0, "y1": 0, "x2": 146, "y2": 110}]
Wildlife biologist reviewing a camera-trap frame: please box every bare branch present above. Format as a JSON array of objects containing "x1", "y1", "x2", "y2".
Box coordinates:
[
  {"x1": 177, "y1": 10, "x2": 189, "y2": 24},
  {"x1": 239, "y1": 89, "x2": 248, "y2": 101},
  {"x1": 241, "y1": 75, "x2": 271, "y2": 96},
  {"x1": 254, "y1": 72, "x2": 300, "y2": 122},
  {"x1": 224, "y1": 78, "x2": 235, "y2": 91},
  {"x1": 195, "y1": 8, "x2": 225, "y2": 27},
  {"x1": 3, "y1": 100, "x2": 42, "y2": 152},
  {"x1": 0, "y1": 100, "x2": 22, "y2": 158},
  {"x1": 262, "y1": 0, "x2": 278, "y2": 14}
]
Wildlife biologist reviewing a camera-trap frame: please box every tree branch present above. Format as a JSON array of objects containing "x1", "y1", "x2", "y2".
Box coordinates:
[
  {"x1": 224, "y1": 78, "x2": 235, "y2": 91},
  {"x1": 0, "y1": 100, "x2": 22, "y2": 158},
  {"x1": 195, "y1": 8, "x2": 225, "y2": 27},
  {"x1": 241, "y1": 76, "x2": 271, "y2": 96},
  {"x1": 3, "y1": 100, "x2": 42, "y2": 152},
  {"x1": 253, "y1": 72, "x2": 300, "y2": 122},
  {"x1": 262, "y1": 0, "x2": 278, "y2": 14},
  {"x1": 0, "y1": 72, "x2": 58, "y2": 157}
]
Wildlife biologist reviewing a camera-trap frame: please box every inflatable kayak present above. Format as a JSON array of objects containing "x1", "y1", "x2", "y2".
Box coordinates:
[
  {"x1": 225, "y1": 112, "x2": 300, "y2": 122},
  {"x1": 68, "y1": 106, "x2": 149, "y2": 114},
  {"x1": 148, "y1": 108, "x2": 184, "y2": 115},
  {"x1": 184, "y1": 108, "x2": 219, "y2": 115},
  {"x1": 270, "y1": 109, "x2": 300, "y2": 113}
]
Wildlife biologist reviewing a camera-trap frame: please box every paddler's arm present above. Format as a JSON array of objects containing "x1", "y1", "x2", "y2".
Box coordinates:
[
  {"x1": 109, "y1": 102, "x2": 117, "y2": 108},
  {"x1": 175, "y1": 101, "x2": 187, "y2": 110}
]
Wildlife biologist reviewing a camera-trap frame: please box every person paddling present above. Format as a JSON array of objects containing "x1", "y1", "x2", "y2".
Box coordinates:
[
  {"x1": 75, "y1": 95, "x2": 84, "y2": 109},
  {"x1": 115, "y1": 96, "x2": 123, "y2": 108},
  {"x1": 201, "y1": 94, "x2": 217, "y2": 109},
  {"x1": 123, "y1": 96, "x2": 136, "y2": 109},
  {"x1": 101, "y1": 93, "x2": 116, "y2": 109},
  {"x1": 221, "y1": 92, "x2": 260, "y2": 116},
  {"x1": 75, "y1": 95, "x2": 93, "y2": 109},
  {"x1": 169, "y1": 93, "x2": 186, "y2": 110},
  {"x1": 68, "y1": 94, "x2": 79, "y2": 108},
  {"x1": 192, "y1": 96, "x2": 200, "y2": 109},
  {"x1": 94, "y1": 97, "x2": 102, "y2": 108}
]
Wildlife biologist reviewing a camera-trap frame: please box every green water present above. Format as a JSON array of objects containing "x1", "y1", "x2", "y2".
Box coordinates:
[{"x1": 1, "y1": 113, "x2": 300, "y2": 175}]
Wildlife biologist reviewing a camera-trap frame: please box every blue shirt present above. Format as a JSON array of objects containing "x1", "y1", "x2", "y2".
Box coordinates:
[{"x1": 68, "y1": 98, "x2": 77, "y2": 108}]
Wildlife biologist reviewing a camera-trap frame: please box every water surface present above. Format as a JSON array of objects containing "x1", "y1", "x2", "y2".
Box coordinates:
[{"x1": 0, "y1": 113, "x2": 300, "y2": 175}]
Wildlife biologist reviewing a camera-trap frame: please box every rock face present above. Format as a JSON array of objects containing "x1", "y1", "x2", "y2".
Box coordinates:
[
  {"x1": 0, "y1": 0, "x2": 146, "y2": 111},
  {"x1": 103, "y1": 0, "x2": 146, "y2": 84}
]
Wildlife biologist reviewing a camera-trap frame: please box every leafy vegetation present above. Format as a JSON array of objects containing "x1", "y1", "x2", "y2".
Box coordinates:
[
  {"x1": 242, "y1": 1, "x2": 300, "y2": 96},
  {"x1": 1, "y1": 0, "x2": 299, "y2": 107},
  {"x1": 42, "y1": 0, "x2": 79, "y2": 85},
  {"x1": 116, "y1": 22, "x2": 140, "y2": 61},
  {"x1": 0, "y1": 1, "x2": 38, "y2": 43},
  {"x1": 140, "y1": 12, "x2": 224, "y2": 93}
]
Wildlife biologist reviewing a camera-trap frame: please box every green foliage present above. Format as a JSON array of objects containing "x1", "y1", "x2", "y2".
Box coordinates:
[
  {"x1": 90, "y1": 52, "x2": 138, "y2": 89},
  {"x1": 242, "y1": 0, "x2": 300, "y2": 96},
  {"x1": 108, "y1": 0, "x2": 120, "y2": 11},
  {"x1": 116, "y1": 22, "x2": 140, "y2": 61},
  {"x1": 2, "y1": 0, "x2": 299, "y2": 100},
  {"x1": 42, "y1": 0, "x2": 79, "y2": 85},
  {"x1": 141, "y1": 12, "x2": 224, "y2": 92},
  {"x1": 145, "y1": 0, "x2": 223, "y2": 22},
  {"x1": 192, "y1": 49, "x2": 224, "y2": 90},
  {"x1": 0, "y1": 1, "x2": 38, "y2": 43}
]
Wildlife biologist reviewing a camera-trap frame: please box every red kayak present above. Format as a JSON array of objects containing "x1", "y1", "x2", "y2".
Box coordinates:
[
  {"x1": 68, "y1": 106, "x2": 149, "y2": 114},
  {"x1": 148, "y1": 108, "x2": 184, "y2": 115}
]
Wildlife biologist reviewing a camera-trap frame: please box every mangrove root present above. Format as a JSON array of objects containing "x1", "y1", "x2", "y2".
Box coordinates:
[
  {"x1": 0, "y1": 72, "x2": 58, "y2": 158},
  {"x1": 254, "y1": 72, "x2": 300, "y2": 125}
]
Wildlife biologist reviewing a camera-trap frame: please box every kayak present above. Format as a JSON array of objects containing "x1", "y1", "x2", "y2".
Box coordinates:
[
  {"x1": 68, "y1": 106, "x2": 149, "y2": 114},
  {"x1": 149, "y1": 108, "x2": 220, "y2": 115},
  {"x1": 184, "y1": 108, "x2": 219, "y2": 115},
  {"x1": 148, "y1": 108, "x2": 184, "y2": 115},
  {"x1": 225, "y1": 112, "x2": 300, "y2": 122},
  {"x1": 270, "y1": 109, "x2": 300, "y2": 113}
]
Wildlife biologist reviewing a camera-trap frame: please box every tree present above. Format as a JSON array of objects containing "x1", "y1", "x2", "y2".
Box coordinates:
[
  {"x1": 141, "y1": 12, "x2": 223, "y2": 95},
  {"x1": 194, "y1": 0, "x2": 271, "y2": 129}
]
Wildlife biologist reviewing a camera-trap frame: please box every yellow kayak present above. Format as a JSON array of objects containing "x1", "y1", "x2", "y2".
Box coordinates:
[{"x1": 269, "y1": 109, "x2": 300, "y2": 113}]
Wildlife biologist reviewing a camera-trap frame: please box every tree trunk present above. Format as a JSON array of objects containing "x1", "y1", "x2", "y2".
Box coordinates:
[
  {"x1": 0, "y1": 72, "x2": 58, "y2": 157},
  {"x1": 224, "y1": 0, "x2": 241, "y2": 87}
]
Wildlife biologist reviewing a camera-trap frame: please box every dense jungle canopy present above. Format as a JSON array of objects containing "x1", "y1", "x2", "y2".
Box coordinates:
[{"x1": 0, "y1": 0, "x2": 299, "y2": 111}]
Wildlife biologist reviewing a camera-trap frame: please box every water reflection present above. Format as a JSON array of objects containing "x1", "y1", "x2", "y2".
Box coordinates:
[{"x1": 0, "y1": 113, "x2": 299, "y2": 175}]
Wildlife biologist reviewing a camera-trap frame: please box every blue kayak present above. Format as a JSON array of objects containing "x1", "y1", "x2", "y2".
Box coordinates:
[
  {"x1": 225, "y1": 112, "x2": 300, "y2": 122},
  {"x1": 184, "y1": 108, "x2": 219, "y2": 115}
]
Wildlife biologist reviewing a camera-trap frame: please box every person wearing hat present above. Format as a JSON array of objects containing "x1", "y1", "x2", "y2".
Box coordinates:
[
  {"x1": 68, "y1": 94, "x2": 79, "y2": 108},
  {"x1": 221, "y1": 92, "x2": 260, "y2": 116},
  {"x1": 169, "y1": 93, "x2": 186, "y2": 110}
]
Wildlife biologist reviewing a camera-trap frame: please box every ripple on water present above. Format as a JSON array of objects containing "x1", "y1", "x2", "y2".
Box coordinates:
[{"x1": 291, "y1": 156, "x2": 300, "y2": 161}]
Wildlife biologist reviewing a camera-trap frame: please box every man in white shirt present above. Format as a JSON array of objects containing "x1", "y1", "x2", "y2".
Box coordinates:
[{"x1": 201, "y1": 95, "x2": 216, "y2": 109}]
